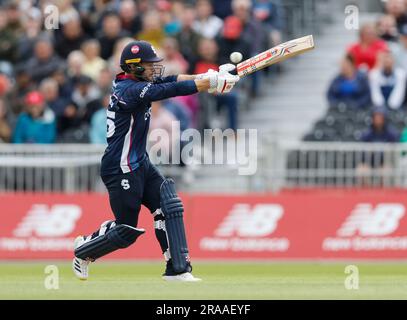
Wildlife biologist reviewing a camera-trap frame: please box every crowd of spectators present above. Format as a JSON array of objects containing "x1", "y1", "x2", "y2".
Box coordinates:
[
  {"x1": 323, "y1": 0, "x2": 407, "y2": 144},
  {"x1": 0, "y1": 0, "x2": 286, "y2": 144},
  {"x1": 328, "y1": 24, "x2": 407, "y2": 116},
  {"x1": 306, "y1": 0, "x2": 407, "y2": 184}
]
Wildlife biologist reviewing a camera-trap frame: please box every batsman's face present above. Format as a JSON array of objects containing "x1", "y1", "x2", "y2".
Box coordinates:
[
  {"x1": 140, "y1": 62, "x2": 164, "y2": 82},
  {"x1": 140, "y1": 62, "x2": 155, "y2": 82}
]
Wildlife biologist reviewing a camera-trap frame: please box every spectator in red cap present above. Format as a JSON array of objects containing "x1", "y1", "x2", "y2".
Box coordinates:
[{"x1": 12, "y1": 91, "x2": 56, "y2": 144}]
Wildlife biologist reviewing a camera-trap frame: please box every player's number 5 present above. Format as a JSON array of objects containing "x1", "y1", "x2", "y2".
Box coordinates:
[{"x1": 106, "y1": 96, "x2": 116, "y2": 138}]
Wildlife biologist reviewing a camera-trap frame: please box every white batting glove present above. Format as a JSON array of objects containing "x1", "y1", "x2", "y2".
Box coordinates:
[
  {"x1": 196, "y1": 65, "x2": 240, "y2": 94},
  {"x1": 215, "y1": 64, "x2": 240, "y2": 94},
  {"x1": 206, "y1": 69, "x2": 219, "y2": 93},
  {"x1": 196, "y1": 69, "x2": 216, "y2": 80},
  {"x1": 196, "y1": 69, "x2": 218, "y2": 93}
]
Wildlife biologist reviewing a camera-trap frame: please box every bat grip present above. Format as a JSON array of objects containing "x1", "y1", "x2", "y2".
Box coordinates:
[{"x1": 229, "y1": 68, "x2": 238, "y2": 76}]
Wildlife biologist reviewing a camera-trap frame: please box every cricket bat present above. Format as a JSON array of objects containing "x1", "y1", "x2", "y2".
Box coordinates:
[{"x1": 236, "y1": 35, "x2": 315, "y2": 77}]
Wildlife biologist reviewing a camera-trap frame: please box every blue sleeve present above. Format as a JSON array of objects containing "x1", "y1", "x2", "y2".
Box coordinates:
[
  {"x1": 155, "y1": 75, "x2": 178, "y2": 83},
  {"x1": 126, "y1": 80, "x2": 198, "y2": 105}
]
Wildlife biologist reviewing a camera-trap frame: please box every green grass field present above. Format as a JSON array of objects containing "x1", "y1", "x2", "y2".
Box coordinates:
[{"x1": 1, "y1": 261, "x2": 407, "y2": 299}]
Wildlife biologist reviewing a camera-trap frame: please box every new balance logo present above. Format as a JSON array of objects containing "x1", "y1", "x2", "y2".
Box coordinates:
[
  {"x1": 13, "y1": 204, "x2": 82, "y2": 237},
  {"x1": 323, "y1": 203, "x2": 407, "y2": 252},
  {"x1": 337, "y1": 204, "x2": 405, "y2": 237},
  {"x1": 200, "y1": 203, "x2": 289, "y2": 252},
  {"x1": 214, "y1": 204, "x2": 284, "y2": 237}
]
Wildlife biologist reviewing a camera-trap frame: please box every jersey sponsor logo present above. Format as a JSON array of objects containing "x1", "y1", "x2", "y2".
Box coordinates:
[
  {"x1": 121, "y1": 179, "x2": 130, "y2": 190},
  {"x1": 200, "y1": 204, "x2": 289, "y2": 252},
  {"x1": 322, "y1": 203, "x2": 407, "y2": 251},
  {"x1": 0, "y1": 204, "x2": 82, "y2": 252},
  {"x1": 140, "y1": 83, "x2": 152, "y2": 98}
]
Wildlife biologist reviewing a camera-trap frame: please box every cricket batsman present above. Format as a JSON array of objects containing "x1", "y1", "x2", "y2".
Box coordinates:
[{"x1": 72, "y1": 40, "x2": 240, "y2": 281}]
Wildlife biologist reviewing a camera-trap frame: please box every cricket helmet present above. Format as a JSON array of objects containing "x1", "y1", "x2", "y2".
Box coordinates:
[{"x1": 120, "y1": 40, "x2": 163, "y2": 77}]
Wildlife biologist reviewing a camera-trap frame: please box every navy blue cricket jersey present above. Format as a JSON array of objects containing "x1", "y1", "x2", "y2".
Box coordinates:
[{"x1": 100, "y1": 73, "x2": 198, "y2": 176}]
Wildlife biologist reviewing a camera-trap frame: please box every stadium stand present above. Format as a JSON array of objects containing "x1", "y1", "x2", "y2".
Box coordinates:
[
  {"x1": 304, "y1": 0, "x2": 407, "y2": 143},
  {"x1": 0, "y1": 0, "x2": 330, "y2": 146},
  {"x1": 5, "y1": 0, "x2": 404, "y2": 193}
]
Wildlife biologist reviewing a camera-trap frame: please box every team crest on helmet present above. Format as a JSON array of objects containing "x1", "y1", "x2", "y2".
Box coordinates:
[{"x1": 131, "y1": 45, "x2": 140, "y2": 54}]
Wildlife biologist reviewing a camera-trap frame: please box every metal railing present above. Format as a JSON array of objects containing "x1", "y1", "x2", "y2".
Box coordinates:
[
  {"x1": 262, "y1": 139, "x2": 407, "y2": 191},
  {"x1": 0, "y1": 144, "x2": 235, "y2": 193},
  {"x1": 0, "y1": 144, "x2": 105, "y2": 193},
  {"x1": 281, "y1": 0, "x2": 335, "y2": 38},
  {"x1": 1, "y1": 140, "x2": 407, "y2": 193}
]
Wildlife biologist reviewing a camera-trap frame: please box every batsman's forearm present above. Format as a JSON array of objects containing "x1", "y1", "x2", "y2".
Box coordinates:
[
  {"x1": 177, "y1": 74, "x2": 197, "y2": 81},
  {"x1": 194, "y1": 79, "x2": 211, "y2": 92},
  {"x1": 161, "y1": 75, "x2": 211, "y2": 92}
]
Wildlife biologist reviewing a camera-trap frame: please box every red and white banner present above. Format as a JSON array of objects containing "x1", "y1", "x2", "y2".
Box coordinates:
[
  {"x1": 0, "y1": 194, "x2": 161, "y2": 260},
  {"x1": 1, "y1": 190, "x2": 407, "y2": 260}
]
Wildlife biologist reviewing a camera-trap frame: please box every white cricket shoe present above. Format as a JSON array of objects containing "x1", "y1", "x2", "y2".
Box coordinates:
[
  {"x1": 72, "y1": 236, "x2": 90, "y2": 280},
  {"x1": 163, "y1": 272, "x2": 202, "y2": 282}
]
